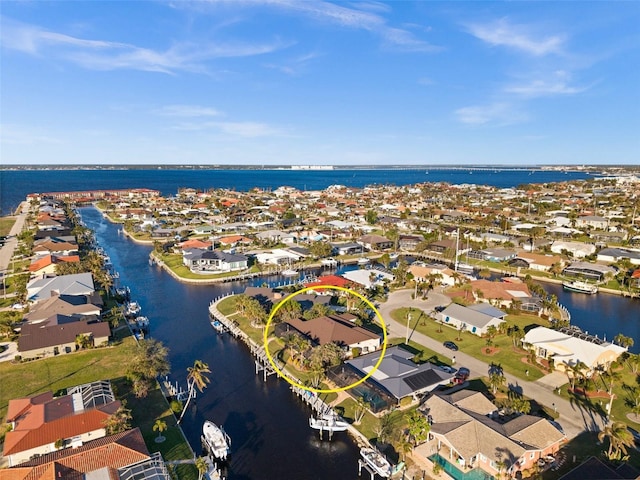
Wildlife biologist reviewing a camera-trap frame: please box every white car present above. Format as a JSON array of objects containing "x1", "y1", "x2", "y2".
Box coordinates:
[{"x1": 11, "y1": 303, "x2": 25, "y2": 310}]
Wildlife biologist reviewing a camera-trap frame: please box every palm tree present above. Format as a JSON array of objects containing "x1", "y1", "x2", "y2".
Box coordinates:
[
  {"x1": 195, "y1": 456, "x2": 208, "y2": 480},
  {"x1": 75, "y1": 333, "x2": 93, "y2": 350},
  {"x1": 354, "y1": 396, "x2": 370, "y2": 425},
  {"x1": 103, "y1": 406, "x2": 132, "y2": 434},
  {"x1": 489, "y1": 371, "x2": 506, "y2": 394},
  {"x1": 153, "y1": 419, "x2": 167, "y2": 441},
  {"x1": 564, "y1": 361, "x2": 587, "y2": 391},
  {"x1": 178, "y1": 360, "x2": 211, "y2": 424},
  {"x1": 598, "y1": 421, "x2": 635, "y2": 461}
]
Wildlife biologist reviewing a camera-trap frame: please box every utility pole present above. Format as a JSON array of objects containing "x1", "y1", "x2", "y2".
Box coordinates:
[{"x1": 405, "y1": 310, "x2": 412, "y2": 344}]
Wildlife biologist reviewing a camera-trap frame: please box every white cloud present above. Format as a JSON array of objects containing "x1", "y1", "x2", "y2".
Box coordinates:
[
  {"x1": 156, "y1": 105, "x2": 223, "y2": 117},
  {"x1": 454, "y1": 103, "x2": 527, "y2": 126},
  {"x1": 196, "y1": 0, "x2": 440, "y2": 52},
  {"x1": 0, "y1": 17, "x2": 287, "y2": 74},
  {"x1": 505, "y1": 71, "x2": 589, "y2": 97},
  {"x1": 466, "y1": 18, "x2": 565, "y2": 56}
]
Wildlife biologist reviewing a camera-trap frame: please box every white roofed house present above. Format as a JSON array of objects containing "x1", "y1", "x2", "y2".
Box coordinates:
[
  {"x1": 550, "y1": 240, "x2": 596, "y2": 258},
  {"x1": 436, "y1": 303, "x2": 506, "y2": 337},
  {"x1": 576, "y1": 215, "x2": 609, "y2": 230},
  {"x1": 26, "y1": 272, "x2": 95, "y2": 302},
  {"x1": 522, "y1": 326, "x2": 627, "y2": 375},
  {"x1": 182, "y1": 248, "x2": 248, "y2": 273}
]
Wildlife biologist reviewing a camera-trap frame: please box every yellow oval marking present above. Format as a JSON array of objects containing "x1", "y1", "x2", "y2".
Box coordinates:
[{"x1": 263, "y1": 285, "x2": 388, "y2": 394}]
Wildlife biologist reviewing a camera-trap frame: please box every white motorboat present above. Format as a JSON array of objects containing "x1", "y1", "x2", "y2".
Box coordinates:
[
  {"x1": 562, "y1": 280, "x2": 598, "y2": 294},
  {"x1": 357, "y1": 257, "x2": 370, "y2": 265},
  {"x1": 125, "y1": 301, "x2": 141, "y2": 317},
  {"x1": 320, "y1": 257, "x2": 338, "y2": 267},
  {"x1": 203, "y1": 421, "x2": 231, "y2": 460},
  {"x1": 135, "y1": 316, "x2": 150, "y2": 330},
  {"x1": 211, "y1": 320, "x2": 226, "y2": 333},
  {"x1": 309, "y1": 413, "x2": 349, "y2": 432},
  {"x1": 281, "y1": 268, "x2": 298, "y2": 276},
  {"x1": 360, "y1": 448, "x2": 392, "y2": 478}
]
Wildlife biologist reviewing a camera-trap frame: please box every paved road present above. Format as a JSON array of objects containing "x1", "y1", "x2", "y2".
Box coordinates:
[
  {"x1": 0, "y1": 201, "x2": 29, "y2": 272},
  {"x1": 377, "y1": 289, "x2": 607, "y2": 440}
]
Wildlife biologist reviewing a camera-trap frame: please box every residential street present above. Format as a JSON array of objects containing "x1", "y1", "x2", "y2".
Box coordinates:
[{"x1": 377, "y1": 289, "x2": 607, "y2": 440}]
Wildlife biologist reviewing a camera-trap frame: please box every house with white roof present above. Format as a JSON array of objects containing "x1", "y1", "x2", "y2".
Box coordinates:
[
  {"x1": 522, "y1": 326, "x2": 627, "y2": 373},
  {"x1": 550, "y1": 241, "x2": 596, "y2": 258},
  {"x1": 436, "y1": 303, "x2": 506, "y2": 337},
  {"x1": 26, "y1": 273, "x2": 95, "y2": 302},
  {"x1": 341, "y1": 268, "x2": 394, "y2": 289}
]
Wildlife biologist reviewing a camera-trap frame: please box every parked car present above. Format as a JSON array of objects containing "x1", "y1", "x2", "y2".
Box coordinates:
[
  {"x1": 452, "y1": 367, "x2": 470, "y2": 385},
  {"x1": 440, "y1": 365, "x2": 456, "y2": 374},
  {"x1": 443, "y1": 341, "x2": 458, "y2": 351}
]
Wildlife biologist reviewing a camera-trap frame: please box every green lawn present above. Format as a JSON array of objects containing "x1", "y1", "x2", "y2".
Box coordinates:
[
  {"x1": 0, "y1": 217, "x2": 16, "y2": 236},
  {"x1": 159, "y1": 253, "x2": 262, "y2": 280},
  {"x1": 0, "y1": 337, "x2": 138, "y2": 421},
  {"x1": 391, "y1": 307, "x2": 549, "y2": 381},
  {"x1": 554, "y1": 360, "x2": 640, "y2": 429}
]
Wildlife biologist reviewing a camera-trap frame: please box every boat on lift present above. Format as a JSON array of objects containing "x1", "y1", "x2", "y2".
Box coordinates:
[
  {"x1": 211, "y1": 319, "x2": 226, "y2": 333},
  {"x1": 202, "y1": 421, "x2": 231, "y2": 461},
  {"x1": 309, "y1": 412, "x2": 349, "y2": 433},
  {"x1": 360, "y1": 447, "x2": 392, "y2": 478},
  {"x1": 281, "y1": 268, "x2": 298, "y2": 277},
  {"x1": 125, "y1": 301, "x2": 141, "y2": 317},
  {"x1": 320, "y1": 257, "x2": 338, "y2": 267}
]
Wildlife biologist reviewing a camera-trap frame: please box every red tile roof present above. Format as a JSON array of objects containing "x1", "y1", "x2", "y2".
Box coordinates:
[
  {"x1": 4, "y1": 392, "x2": 120, "y2": 456},
  {"x1": 1, "y1": 428, "x2": 150, "y2": 480},
  {"x1": 304, "y1": 275, "x2": 352, "y2": 289}
]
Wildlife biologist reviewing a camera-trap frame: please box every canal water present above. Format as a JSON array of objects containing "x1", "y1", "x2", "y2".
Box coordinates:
[
  {"x1": 80, "y1": 207, "x2": 363, "y2": 480},
  {"x1": 80, "y1": 205, "x2": 640, "y2": 478}
]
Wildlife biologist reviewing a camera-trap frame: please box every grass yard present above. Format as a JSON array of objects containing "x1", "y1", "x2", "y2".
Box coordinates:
[
  {"x1": 0, "y1": 337, "x2": 138, "y2": 421},
  {"x1": 159, "y1": 253, "x2": 261, "y2": 281},
  {"x1": 391, "y1": 307, "x2": 550, "y2": 381},
  {"x1": 0, "y1": 217, "x2": 16, "y2": 236}
]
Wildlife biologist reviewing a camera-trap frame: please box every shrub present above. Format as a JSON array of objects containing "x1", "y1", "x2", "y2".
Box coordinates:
[{"x1": 170, "y1": 399, "x2": 183, "y2": 414}]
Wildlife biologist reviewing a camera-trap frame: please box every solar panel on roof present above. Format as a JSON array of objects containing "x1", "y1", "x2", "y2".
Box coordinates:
[{"x1": 403, "y1": 370, "x2": 441, "y2": 391}]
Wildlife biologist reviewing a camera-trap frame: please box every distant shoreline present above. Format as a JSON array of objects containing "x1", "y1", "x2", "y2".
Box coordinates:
[{"x1": 2, "y1": 164, "x2": 634, "y2": 173}]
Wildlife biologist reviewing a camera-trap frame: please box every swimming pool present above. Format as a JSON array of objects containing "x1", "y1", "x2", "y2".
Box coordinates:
[{"x1": 429, "y1": 454, "x2": 495, "y2": 480}]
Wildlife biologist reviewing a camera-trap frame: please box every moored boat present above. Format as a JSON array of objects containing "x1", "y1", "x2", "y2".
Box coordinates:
[
  {"x1": 211, "y1": 320, "x2": 226, "y2": 333},
  {"x1": 360, "y1": 448, "x2": 392, "y2": 478},
  {"x1": 357, "y1": 257, "x2": 370, "y2": 265},
  {"x1": 281, "y1": 268, "x2": 298, "y2": 276},
  {"x1": 125, "y1": 301, "x2": 141, "y2": 317},
  {"x1": 203, "y1": 421, "x2": 231, "y2": 460},
  {"x1": 309, "y1": 413, "x2": 349, "y2": 432},
  {"x1": 562, "y1": 280, "x2": 598, "y2": 294},
  {"x1": 320, "y1": 257, "x2": 338, "y2": 267}
]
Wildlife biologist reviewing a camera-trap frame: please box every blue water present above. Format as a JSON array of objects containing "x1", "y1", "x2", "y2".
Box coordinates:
[{"x1": 0, "y1": 167, "x2": 591, "y2": 215}]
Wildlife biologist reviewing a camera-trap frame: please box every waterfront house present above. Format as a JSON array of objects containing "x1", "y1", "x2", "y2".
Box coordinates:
[
  {"x1": 478, "y1": 248, "x2": 517, "y2": 263},
  {"x1": 436, "y1": 303, "x2": 506, "y2": 337},
  {"x1": 415, "y1": 389, "x2": 566, "y2": 479},
  {"x1": 3, "y1": 382, "x2": 120, "y2": 466},
  {"x1": 277, "y1": 313, "x2": 381, "y2": 355},
  {"x1": 32, "y1": 239, "x2": 79, "y2": 258},
  {"x1": 182, "y1": 248, "x2": 248, "y2": 273},
  {"x1": 357, "y1": 234, "x2": 393, "y2": 251},
  {"x1": 522, "y1": 326, "x2": 627, "y2": 374},
  {"x1": 409, "y1": 263, "x2": 456, "y2": 287},
  {"x1": 467, "y1": 279, "x2": 532, "y2": 308},
  {"x1": 507, "y1": 252, "x2": 563, "y2": 273},
  {"x1": 0, "y1": 428, "x2": 166, "y2": 480},
  {"x1": 331, "y1": 242, "x2": 365, "y2": 256},
  {"x1": 344, "y1": 346, "x2": 454, "y2": 404},
  {"x1": 562, "y1": 261, "x2": 616, "y2": 282},
  {"x1": 341, "y1": 268, "x2": 394, "y2": 289},
  {"x1": 28, "y1": 254, "x2": 81, "y2": 278},
  {"x1": 25, "y1": 292, "x2": 103, "y2": 324},
  {"x1": 26, "y1": 272, "x2": 95, "y2": 302},
  {"x1": 17, "y1": 315, "x2": 111, "y2": 359},
  {"x1": 398, "y1": 234, "x2": 424, "y2": 251}
]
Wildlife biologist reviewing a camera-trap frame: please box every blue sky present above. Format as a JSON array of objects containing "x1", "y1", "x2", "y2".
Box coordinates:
[{"x1": 1, "y1": 1, "x2": 639, "y2": 166}]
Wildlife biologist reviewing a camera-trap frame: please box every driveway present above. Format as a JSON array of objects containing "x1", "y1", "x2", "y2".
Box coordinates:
[
  {"x1": 0, "y1": 341, "x2": 18, "y2": 363},
  {"x1": 378, "y1": 289, "x2": 607, "y2": 440}
]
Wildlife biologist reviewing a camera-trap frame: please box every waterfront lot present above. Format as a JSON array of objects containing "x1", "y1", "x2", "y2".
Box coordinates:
[{"x1": 0, "y1": 336, "x2": 197, "y2": 478}]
